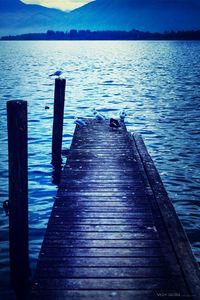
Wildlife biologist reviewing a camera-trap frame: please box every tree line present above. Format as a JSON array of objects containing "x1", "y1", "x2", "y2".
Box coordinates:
[{"x1": 1, "y1": 29, "x2": 200, "y2": 40}]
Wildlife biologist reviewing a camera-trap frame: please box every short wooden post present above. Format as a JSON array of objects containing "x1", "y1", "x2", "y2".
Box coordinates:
[
  {"x1": 7, "y1": 100, "x2": 30, "y2": 299},
  {"x1": 52, "y1": 78, "x2": 66, "y2": 165}
]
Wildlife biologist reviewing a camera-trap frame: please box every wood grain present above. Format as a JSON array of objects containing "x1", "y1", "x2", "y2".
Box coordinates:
[{"x1": 30, "y1": 119, "x2": 199, "y2": 300}]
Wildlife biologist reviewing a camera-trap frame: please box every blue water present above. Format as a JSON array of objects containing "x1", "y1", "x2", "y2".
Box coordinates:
[{"x1": 0, "y1": 41, "x2": 200, "y2": 298}]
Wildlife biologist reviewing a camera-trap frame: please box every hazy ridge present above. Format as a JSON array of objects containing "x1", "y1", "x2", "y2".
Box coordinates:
[{"x1": 0, "y1": 0, "x2": 200, "y2": 36}]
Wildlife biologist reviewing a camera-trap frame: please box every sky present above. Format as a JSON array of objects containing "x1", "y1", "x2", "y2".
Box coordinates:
[
  {"x1": 20, "y1": 0, "x2": 200, "y2": 11},
  {"x1": 21, "y1": 0, "x2": 94, "y2": 11}
]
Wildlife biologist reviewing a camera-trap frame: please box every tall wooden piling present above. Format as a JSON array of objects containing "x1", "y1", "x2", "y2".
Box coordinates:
[
  {"x1": 52, "y1": 78, "x2": 66, "y2": 165},
  {"x1": 7, "y1": 100, "x2": 30, "y2": 299}
]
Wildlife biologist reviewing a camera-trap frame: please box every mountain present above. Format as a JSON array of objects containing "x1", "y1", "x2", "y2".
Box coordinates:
[
  {"x1": 68, "y1": 0, "x2": 200, "y2": 32},
  {"x1": 0, "y1": 0, "x2": 68, "y2": 36},
  {"x1": 0, "y1": 0, "x2": 200, "y2": 37}
]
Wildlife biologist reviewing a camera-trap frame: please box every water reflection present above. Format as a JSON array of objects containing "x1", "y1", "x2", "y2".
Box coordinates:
[{"x1": 51, "y1": 162, "x2": 63, "y2": 186}]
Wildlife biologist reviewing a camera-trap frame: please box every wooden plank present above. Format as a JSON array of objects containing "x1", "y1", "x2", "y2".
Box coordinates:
[
  {"x1": 57, "y1": 191, "x2": 148, "y2": 197},
  {"x1": 50, "y1": 211, "x2": 153, "y2": 218},
  {"x1": 44, "y1": 232, "x2": 158, "y2": 240},
  {"x1": 42, "y1": 239, "x2": 162, "y2": 248},
  {"x1": 52, "y1": 207, "x2": 151, "y2": 212},
  {"x1": 34, "y1": 266, "x2": 174, "y2": 278},
  {"x1": 53, "y1": 201, "x2": 150, "y2": 207},
  {"x1": 54, "y1": 195, "x2": 149, "y2": 202},
  {"x1": 31, "y1": 278, "x2": 181, "y2": 291},
  {"x1": 37, "y1": 257, "x2": 165, "y2": 267},
  {"x1": 59, "y1": 179, "x2": 144, "y2": 185},
  {"x1": 30, "y1": 290, "x2": 165, "y2": 300},
  {"x1": 49, "y1": 217, "x2": 155, "y2": 223},
  {"x1": 46, "y1": 225, "x2": 157, "y2": 232},
  {"x1": 48, "y1": 219, "x2": 156, "y2": 226},
  {"x1": 38, "y1": 247, "x2": 167, "y2": 258}
]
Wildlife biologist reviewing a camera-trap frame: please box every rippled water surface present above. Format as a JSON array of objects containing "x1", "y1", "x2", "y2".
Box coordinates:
[{"x1": 0, "y1": 41, "x2": 200, "y2": 298}]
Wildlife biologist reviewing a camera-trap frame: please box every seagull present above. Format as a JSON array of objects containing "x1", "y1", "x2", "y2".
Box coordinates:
[
  {"x1": 49, "y1": 70, "x2": 63, "y2": 78},
  {"x1": 74, "y1": 117, "x2": 87, "y2": 127},
  {"x1": 110, "y1": 118, "x2": 121, "y2": 131},
  {"x1": 119, "y1": 109, "x2": 127, "y2": 121},
  {"x1": 92, "y1": 108, "x2": 106, "y2": 121}
]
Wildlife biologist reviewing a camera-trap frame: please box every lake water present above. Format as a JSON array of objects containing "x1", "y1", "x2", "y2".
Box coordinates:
[{"x1": 0, "y1": 41, "x2": 200, "y2": 298}]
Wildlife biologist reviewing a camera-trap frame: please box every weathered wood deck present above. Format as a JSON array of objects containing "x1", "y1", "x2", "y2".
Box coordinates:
[{"x1": 30, "y1": 119, "x2": 200, "y2": 300}]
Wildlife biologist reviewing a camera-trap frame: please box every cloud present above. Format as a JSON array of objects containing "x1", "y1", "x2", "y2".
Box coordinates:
[{"x1": 21, "y1": 0, "x2": 95, "y2": 11}]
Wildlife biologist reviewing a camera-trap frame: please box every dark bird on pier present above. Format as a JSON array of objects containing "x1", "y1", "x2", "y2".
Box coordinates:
[
  {"x1": 3, "y1": 200, "x2": 10, "y2": 216},
  {"x1": 110, "y1": 118, "x2": 121, "y2": 130}
]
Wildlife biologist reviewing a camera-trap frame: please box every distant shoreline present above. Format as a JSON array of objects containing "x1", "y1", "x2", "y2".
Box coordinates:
[
  {"x1": 1, "y1": 29, "x2": 200, "y2": 41},
  {"x1": 1, "y1": 40, "x2": 200, "y2": 42}
]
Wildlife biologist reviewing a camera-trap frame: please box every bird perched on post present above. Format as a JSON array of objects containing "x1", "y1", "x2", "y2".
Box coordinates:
[
  {"x1": 119, "y1": 109, "x2": 127, "y2": 122},
  {"x1": 92, "y1": 108, "x2": 106, "y2": 121},
  {"x1": 49, "y1": 70, "x2": 63, "y2": 78},
  {"x1": 109, "y1": 118, "x2": 121, "y2": 131},
  {"x1": 74, "y1": 116, "x2": 87, "y2": 127}
]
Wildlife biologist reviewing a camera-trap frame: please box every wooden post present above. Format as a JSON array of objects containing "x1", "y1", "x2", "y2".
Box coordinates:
[
  {"x1": 52, "y1": 78, "x2": 66, "y2": 165},
  {"x1": 7, "y1": 100, "x2": 30, "y2": 299}
]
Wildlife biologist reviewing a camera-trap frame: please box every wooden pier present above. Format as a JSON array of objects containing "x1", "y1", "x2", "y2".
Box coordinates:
[{"x1": 30, "y1": 119, "x2": 200, "y2": 300}]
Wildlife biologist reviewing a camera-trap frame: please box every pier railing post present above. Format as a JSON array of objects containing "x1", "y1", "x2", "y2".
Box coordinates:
[
  {"x1": 7, "y1": 100, "x2": 30, "y2": 299},
  {"x1": 52, "y1": 78, "x2": 66, "y2": 165}
]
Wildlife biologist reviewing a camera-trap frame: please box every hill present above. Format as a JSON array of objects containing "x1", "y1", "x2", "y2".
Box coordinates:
[
  {"x1": 0, "y1": 0, "x2": 200, "y2": 37},
  {"x1": 0, "y1": 0, "x2": 68, "y2": 36},
  {"x1": 68, "y1": 0, "x2": 200, "y2": 32}
]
